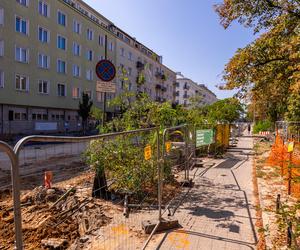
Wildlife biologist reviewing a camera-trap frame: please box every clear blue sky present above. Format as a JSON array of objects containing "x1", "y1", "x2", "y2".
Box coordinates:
[{"x1": 83, "y1": 0, "x2": 255, "y2": 99}]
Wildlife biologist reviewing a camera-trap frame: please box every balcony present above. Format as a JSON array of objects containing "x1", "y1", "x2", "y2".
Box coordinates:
[
  {"x1": 155, "y1": 72, "x2": 167, "y2": 81},
  {"x1": 161, "y1": 86, "x2": 167, "y2": 92},
  {"x1": 156, "y1": 84, "x2": 162, "y2": 89},
  {"x1": 173, "y1": 91, "x2": 179, "y2": 97},
  {"x1": 155, "y1": 96, "x2": 162, "y2": 102},
  {"x1": 183, "y1": 85, "x2": 190, "y2": 90},
  {"x1": 136, "y1": 61, "x2": 145, "y2": 70},
  {"x1": 183, "y1": 94, "x2": 189, "y2": 99}
]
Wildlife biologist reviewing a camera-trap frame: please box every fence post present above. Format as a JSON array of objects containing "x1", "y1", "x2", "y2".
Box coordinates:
[
  {"x1": 288, "y1": 151, "x2": 292, "y2": 195},
  {"x1": 157, "y1": 128, "x2": 162, "y2": 222},
  {"x1": 0, "y1": 141, "x2": 23, "y2": 250},
  {"x1": 287, "y1": 221, "x2": 292, "y2": 248},
  {"x1": 276, "y1": 194, "x2": 281, "y2": 213}
]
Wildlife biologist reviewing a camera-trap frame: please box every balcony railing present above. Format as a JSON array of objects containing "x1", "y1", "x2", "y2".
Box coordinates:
[
  {"x1": 136, "y1": 61, "x2": 145, "y2": 70},
  {"x1": 173, "y1": 91, "x2": 179, "y2": 96},
  {"x1": 156, "y1": 84, "x2": 162, "y2": 89},
  {"x1": 183, "y1": 85, "x2": 190, "y2": 90},
  {"x1": 183, "y1": 94, "x2": 189, "y2": 99}
]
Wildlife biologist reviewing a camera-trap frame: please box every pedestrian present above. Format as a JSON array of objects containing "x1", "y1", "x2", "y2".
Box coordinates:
[{"x1": 248, "y1": 123, "x2": 251, "y2": 135}]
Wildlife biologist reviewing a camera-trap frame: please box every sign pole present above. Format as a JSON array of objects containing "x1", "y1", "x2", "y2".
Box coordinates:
[{"x1": 102, "y1": 35, "x2": 108, "y2": 128}]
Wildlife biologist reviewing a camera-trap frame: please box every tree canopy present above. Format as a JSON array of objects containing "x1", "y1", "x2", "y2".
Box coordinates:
[{"x1": 215, "y1": 0, "x2": 300, "y2": 122}]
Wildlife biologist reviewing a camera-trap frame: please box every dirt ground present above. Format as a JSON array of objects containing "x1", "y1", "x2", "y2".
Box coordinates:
[
  {"x1": 0, "y1": 171, "x2": 113, "y2": 250},
  {"x1": 254, "y1": 139, "x2": 300, "y2": 249}
]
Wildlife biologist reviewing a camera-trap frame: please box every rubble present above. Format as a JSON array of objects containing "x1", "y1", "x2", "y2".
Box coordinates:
[{"x1": 0, "y1": 172, "x2": 111, "y2": 250}]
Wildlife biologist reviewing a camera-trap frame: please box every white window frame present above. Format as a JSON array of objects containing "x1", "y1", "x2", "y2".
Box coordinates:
[
  {"x1": 57, "y1": 83, "x2": 66, "y2": 97},
  {"x1": 15, "y1": 74, "x2": 29, "y2": 91},
  {"x1": 72, "y1": 42, "x2": 81, "y2": 56},
  {"x1": 86, "y1": 49, "x2": 93, "y2": 61},
  {"x1": 15, "y1": 15, "x2": 29, "y2": 35},
  {"x1": 0, "y1": 70, "x2": 4, "y2": 88},
  {"x1": 38, "y1": 1, "x2": 50, "y2": 17},
  {"x1": 15, "y1": 46, "x2": 29, "y2": 63},
  {"x1": 99, "y1": 35, "x2": 104, "y2": 46},
  {"x1": 72, "y1": 64, "x2": 81, "y2": 77},
  {"x1": 0, "y1": 40, "x2": 4, "y2": 56},
  {"x1": 86, "y1": 69, "x2": 93, "y2": 81},
  {"x1": 57, "y1": 10, "x2": 67, "y2": 27},
  {"x1": 72, "y1": 87, "x2": 80, "y2": 99},
  {"x1": 38, "y1": 26, "x2": 50, "y2": 43},
  {"x1": 73, "y1": 19, "x2": 81, "y2": 34},
  {"x1": 108, "y1": 41, "x2": 114, "y2": 51},
  {"x1": 38, "y1": 53, "x2": 49, "y2": 69},
  {"x1": 38, "y1": 79, "x2": 49, "y2": 94},
  {"x1": 57, "y1": 59, "x2": 66, "y2": 74},
  {"x1": 57, "y1": 34, "x2": 67, "y2": 50},
  {"x1": 87, "y1": 28, "x2": 94, "y2": 40},
  {"x1": 16, "y1": 0, "x2": 29, "y2": 7},
  {"x1": 0, "y1": 8, "x2": 4, "y2": 25}
]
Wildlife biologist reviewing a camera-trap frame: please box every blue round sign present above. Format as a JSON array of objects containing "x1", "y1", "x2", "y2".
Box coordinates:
[{"x1": 95, "y1": 60, "x2": 116, "y2": 82}]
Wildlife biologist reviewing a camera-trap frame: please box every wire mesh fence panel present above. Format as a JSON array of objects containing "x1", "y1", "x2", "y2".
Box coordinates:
[
  {"x1": 0, "y1": 147, "x2": 12, "y2": 191},
  {"x1": 1, "y1": 128, "x2": 165, "y2": 250}
]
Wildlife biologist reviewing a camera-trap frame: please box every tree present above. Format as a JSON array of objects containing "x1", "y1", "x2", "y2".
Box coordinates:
[
  {"x1": 207, "y1": 98, "x2": 244, "y2": 123},
  {"x1": 78, "y1": 93, "x2": 93, "y2": 135},
  {"x1": 215, "y1": 0, "x2": 300, "y2": 122}
]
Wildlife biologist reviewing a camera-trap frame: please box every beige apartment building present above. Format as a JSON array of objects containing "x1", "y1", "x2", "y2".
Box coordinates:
[
  {"x1": 0, "y1": 0, "x2": 176, "y2": 136},
  {"x1": 174, "y1": 75, "x2": 218, "y2": 107}
]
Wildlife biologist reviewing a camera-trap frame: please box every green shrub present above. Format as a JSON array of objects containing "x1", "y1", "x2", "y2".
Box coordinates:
[{"x1": 253, "y1": 120, "x2": 273, "y2": 133}]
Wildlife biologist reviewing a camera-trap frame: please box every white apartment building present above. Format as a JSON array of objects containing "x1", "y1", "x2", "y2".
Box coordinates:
[{"x1": 174, "y1": 75, "x2": 218, "y2": 107}]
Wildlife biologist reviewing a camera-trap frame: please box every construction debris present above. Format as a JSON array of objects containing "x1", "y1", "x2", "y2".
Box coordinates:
[{"x1": 0, "y1": 172, "x2": 111, "y2": 250}]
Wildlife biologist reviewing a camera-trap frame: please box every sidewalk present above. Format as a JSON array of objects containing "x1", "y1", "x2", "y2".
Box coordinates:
[{"x1": 154, "y1": 137, "x2": 258, "y2": 250}]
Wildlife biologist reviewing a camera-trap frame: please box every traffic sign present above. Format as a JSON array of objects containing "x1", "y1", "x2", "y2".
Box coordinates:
[
  {"x1": 288, "y1": 142, "x2": 294, "y2": 153},
  {"x1": 96, "y1": 81, "x2": 116, "y2": 93},
  {"x1": 196, "y1": 129, "x2": 214, "y2": 147},
  {"x1": 95, "y1": 60, "x2": 116, "y2": 82}
]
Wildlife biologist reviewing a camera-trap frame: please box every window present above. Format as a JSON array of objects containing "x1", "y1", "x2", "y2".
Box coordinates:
[
  {"x1": 99, "y1": 35, "x2": 104, "y2": 46},
  {"x1": 57, "y1": 11, "x2": 66, "y2": 26},
  {"x1": 15, "y1": 16, "x2": 28, "y2": 35},
  {"x1": 120, "y1": 48, "x2": 125, "y2": 57},
  {"x1": 0, "y1": 8, "x2": 3, "y2": 25},
  {"x1": 57, "y1": 59, "x2": 66, "y2": 74},
  {"x1": 128, "y1": 52, "x2": 133, "y2": 61},
  {"x1": 72, "y1": 64, "x2": 80, "y2": 77},
  {"x1": 86, "y1": 69, "x2": 93, "y2": 81},
  {"x1": 87, "y1": 28, "x2": 94, "y2": 40},
  {"x1": 0, "y1": 70, "x2": 4, "y2": 88},
  {"x1": 38, "y1": 80, "x2": 49, "y2": 94},
  {"x1": 96, "y1": 92, "x2": 104, "y2": 102},
  {"x1": 57, "y1": 35, "x2": 66, "y2": 50},
  {"x1": 73, "y1": 42, "x2": 81, "y2": 56},
  {"x1": 16, "y1": 0, "x2": 28, "y2": 7},
  {"x1": 84, "y1": 90, "x2": 92, "y2": 99},
  {"x1": 15, "y1": 47, "x2": 28, "y2": 63},
  {"x1": 72, "y1": 87, "x2": 80, "y2": 98},
  {"x1": 86, "y1": 50, "x2": 93, "y2": 61},
  {"x1": 0, "y1": 40, "x2": 4, "y2": 56},
  {"x1": 57, "y1": 84, "x2": 66, "y2": 96},
  {"x1": 108, "y1": 41, "x2": 114, "y2": 51},
  {"x1": 73, "y1": 20, "x2": 81, "y2": 34},
  {"x1": 38, "y1": 27, "x2": 49, "y2": 43},
  {"x1": 38, "y1": 1, "x2": 49, "y2": 17},
  {"x1": 38, "y1": 53, "x2": 49, "y2": 69},
  {"x1": 15, "y1": 74, "x2": 29, "y2": 91},
  {"x1": 128, "y1": 67, "x2": 132, "y2": 76}
]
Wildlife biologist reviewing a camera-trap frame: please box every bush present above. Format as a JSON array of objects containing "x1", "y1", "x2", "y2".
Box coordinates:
[{"x1": 253, "y1": 120, "x2": 273, "y2": 134}]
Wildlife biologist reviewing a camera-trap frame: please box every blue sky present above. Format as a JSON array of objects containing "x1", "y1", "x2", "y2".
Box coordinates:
[{"x1": 83, "y1": 0, "x2": 256, "y2": 99}]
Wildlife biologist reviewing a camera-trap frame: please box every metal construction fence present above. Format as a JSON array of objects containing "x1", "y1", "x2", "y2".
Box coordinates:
[{"x1": 0, "y1": 123, "x2": 232, "y2": 250}]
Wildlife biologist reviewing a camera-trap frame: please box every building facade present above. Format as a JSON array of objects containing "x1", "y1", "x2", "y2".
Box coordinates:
[
  {"x1": 0, "y1": 0, "x2": 176, "y2": 136},
  {"x1": 174, "y1": 75, "x2": 218, "y2": 107}
]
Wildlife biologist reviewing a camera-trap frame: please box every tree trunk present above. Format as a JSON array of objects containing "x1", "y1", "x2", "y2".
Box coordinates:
[{"x1": 92, "y1": 169, "x2": 111, "y2": 200}]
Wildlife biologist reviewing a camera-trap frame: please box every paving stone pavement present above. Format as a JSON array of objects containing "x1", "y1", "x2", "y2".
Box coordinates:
[{"x1": 154, "y1": 136, "x2": 258, "y2": 250}]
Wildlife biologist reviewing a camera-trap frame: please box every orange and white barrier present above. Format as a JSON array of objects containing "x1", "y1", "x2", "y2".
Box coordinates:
[{"x1": 259, "y1": 131, "x2": 270, "y2": 136}]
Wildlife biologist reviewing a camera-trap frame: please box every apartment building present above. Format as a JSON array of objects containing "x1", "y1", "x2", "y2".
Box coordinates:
[
  {"x1": 0, "y1": 0, "x2": 176, "y2": 135},
  {"x1": 174, "y1": 75, "x2": 218, "y2": 107}
]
